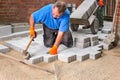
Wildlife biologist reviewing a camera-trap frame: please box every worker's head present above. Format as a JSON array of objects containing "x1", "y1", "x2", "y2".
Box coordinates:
[{"x1": 52, "y1": 1, "x2": 67, "y2": 18}]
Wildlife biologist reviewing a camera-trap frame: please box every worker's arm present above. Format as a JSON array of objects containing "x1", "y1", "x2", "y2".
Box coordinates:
[
  {"x1": 49, "y1": 31, "x2": 64, "y2": 55},
  {"x1": 54, "y1": 31, "x2": 64, "y2": 47},
  {"x1": 29, "y1": 15, "x2": 35, "y2": 28},
  {"x1": 29, "y1": 15, "x2": 36, "y2": 38}
]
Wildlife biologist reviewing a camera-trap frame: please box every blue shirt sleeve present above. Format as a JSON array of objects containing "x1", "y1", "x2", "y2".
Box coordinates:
[
  {"x1": 32, "y1": 4, "x2": 51, "y2": 23},
  {"x1": 59, "y1": 16, "x2": 69, "y2": 32}
]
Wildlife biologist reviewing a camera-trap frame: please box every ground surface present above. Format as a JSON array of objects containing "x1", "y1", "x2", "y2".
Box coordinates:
[
  {"x1": 0, "y1": 43, "x2": 120, "y2": 80},
  {"x1": 0, "y1": 21, "x2": 120, "y2": 80}
]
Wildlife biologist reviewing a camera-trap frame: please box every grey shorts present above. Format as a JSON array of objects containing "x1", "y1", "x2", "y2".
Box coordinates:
[{"x1": 43, "y1": 24, "x2": 73, "y2": 48}]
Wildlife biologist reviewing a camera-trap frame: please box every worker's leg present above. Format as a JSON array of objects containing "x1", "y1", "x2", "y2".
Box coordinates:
[
  {"x1": 61, "y1": 30, "x2": 73, "y2": 48},
  {"x1": 97, "y1": 6, "x2": 104, "y2": 30},
  {"x1": 43, "y1": 24, "x2": 58, "y2": 47},
  {"x1": 99, "y1": 6, "x2": 104, "y2": 27}
]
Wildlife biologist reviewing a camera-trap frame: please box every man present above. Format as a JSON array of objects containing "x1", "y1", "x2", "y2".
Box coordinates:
[
  {"x1": 97, "y1": 0, "x2": 104, "y2": 30},
  {"x1": 29, "y1": 1, "x2": 73, "y2": 55}
]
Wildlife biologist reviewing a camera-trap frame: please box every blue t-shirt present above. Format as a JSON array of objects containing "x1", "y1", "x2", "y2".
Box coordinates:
[{"x1": 32, "y1": 4, "x2": 70, "y2": 32}]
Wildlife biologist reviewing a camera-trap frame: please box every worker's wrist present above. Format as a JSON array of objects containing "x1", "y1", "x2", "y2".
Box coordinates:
[
  {"x1": 30, "y1": 26, "x2": 34, "y2": 29},
  {"x1": 53, "y1": 45, "x2": 58, "y2": 48},
  {"x1": 30, "y1": 26, "x2": 34, "y2": 28}
]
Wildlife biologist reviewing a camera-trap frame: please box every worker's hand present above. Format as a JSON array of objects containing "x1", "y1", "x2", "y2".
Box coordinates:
[
  {"x1": 30, "y1": 27, "x2": 37, "y2": 38},
  {"x1": 49, "y1": 45, "x2": 58, "y2": 55}
]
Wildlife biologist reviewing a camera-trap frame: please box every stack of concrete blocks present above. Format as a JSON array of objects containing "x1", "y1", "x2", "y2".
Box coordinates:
[
  {"x1": 85, "y1": 35, "x2": 103, "y2": 59},
  {"x1": 86, "y1": 35, "x2": 99, "y2": 46},
  {"x1": 74, "y1": 34, "x2": 91, "y2": 49},
  {"x1": 0, "y1": 44, "x2": 9, "y2": 53},
  {"x1": 98, "y1": 21, "x2": 114, "y2": 50},
  {"x1": 0, "y1": 25, "x2": 12, "y2": 37}
]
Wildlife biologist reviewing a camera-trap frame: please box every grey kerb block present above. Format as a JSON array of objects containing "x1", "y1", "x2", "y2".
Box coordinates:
[
  {"x1": 0, "y1": 44, "x2": 9, "y2": 53},
  {"x1": 0, "y1": 25, "x2": 12, "y2": 37}
]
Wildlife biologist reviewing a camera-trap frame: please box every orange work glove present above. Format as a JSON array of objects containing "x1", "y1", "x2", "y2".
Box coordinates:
[
  {"x1": 99, "y1": 0, "x2": 104, "y2": 7},
  {"x1": 30, "y1": 27, "x2": 36, "y2": 38},
  {"x1": 49, "y1": 45, "x2": 58, "y2": 55}
]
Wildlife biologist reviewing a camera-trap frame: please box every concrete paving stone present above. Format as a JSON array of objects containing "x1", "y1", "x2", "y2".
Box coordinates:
[
  {"x1": 82, "y1": 11, "x2": 89, "y2": 19},
  {"x1": 86, "y1": 34, "x2": 98, "y2": 41},
  {"x1": 28, "y1": 55, "x2": 43, "y2": 64},
  {"x1": 84, "y1": 45, "x2": 102, "y2": 52},
  {"x1": 91, "y1": 40, "x2": 99, "y2": 46},
  {"x1": 74, "y1": 36, "x2": 90, "y2": 43},
  {"x1": 5, "y1": 41, "x2": 24, "y2": 53},
  {"x1": 87, "y1": 7, "x2": 92, "y2": 17},
  {"x1": 96, "y1": 43, "x2": 104, "y2": 50},
  {"x1": 43, "y1": 54, "x2": 58, "y2": 63},
  {"x1": 0, "y1": 25, "x2": 12, "y2": 37},
  {"x1": 70, "y1": 0, "x2": 96, "y2": 19},
  {"x1": 100, "y1": 42, "x2": 114, "y2": 50},
  {"x1": 88, "y1": 15, "x2": 96, "y2": 25},
  {"x1": 94, "y1": 0, "x2": 98, "y2": 7},
  {"x1": 76, "y1": 42, "x2": 90, "y2": 49},
  {"x1": 103, "y1": 33, "x2": 115, "y2": 45},
  {"x1": 4, "y1": 36, "x2": 68, "y2": 64},
  {"x1": 103, "y1": 21, "x2": 112, "y2": 29},
  {"x1": 58, "y1": 54, "x2": 76, "y2": 63},
  {"x1": 101, "y1": 28, "x2": 111, "y2": 34},
  {"x1": 103, "y1": 38, "x2": 112, "y2": 45},
  {"x1": 76, "y1": 52, "x2": 89, "y2": 61},
  {"x1": 0, "y1": 45, "x2": 9, "y2": 53},
  {"x1": 58, "y1": 47, "x2": 89, "y2": 63},
  {"x1": 11, "y1": 37, "x2": 23, "y2": 40},
  {"x1": 97, "y1": 33, "x2": 108, "y2": 41},
  {"x1": 90, "y1": 0, "x2": 97, "y2": 11},
  {"x1": 58, "y1": 48, "x2": 78, "y2": 63},
  {"x1": 89, "y1": 51, "x2": 102, "y2": 60}
]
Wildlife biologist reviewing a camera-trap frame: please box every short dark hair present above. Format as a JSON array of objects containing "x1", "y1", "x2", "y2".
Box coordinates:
[{"x1": 53, "y1": 1, "x2": 67, "y2": 13}]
